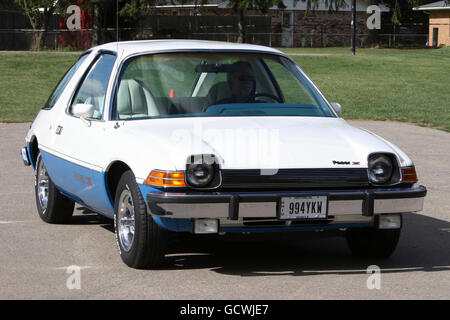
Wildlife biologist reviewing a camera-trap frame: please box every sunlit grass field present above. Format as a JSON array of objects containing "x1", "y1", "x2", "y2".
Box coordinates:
[
  {"x1": 283, "y1": 47, "x2": 450, "y2": 132},
  {"x1": 0, "y1": 52, "x2": 79, "y2": 123},
  {"x1": 1, "y1": 47, "x2": 449, "y2": 131}
]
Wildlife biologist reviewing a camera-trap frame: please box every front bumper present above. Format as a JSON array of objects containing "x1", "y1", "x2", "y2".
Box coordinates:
[
  {"x1": 21, "y1": 146, "x2": 31, "y2": 166},
  {"x1": 146, "y1": 186, "x2": 427, "y2": 221}
]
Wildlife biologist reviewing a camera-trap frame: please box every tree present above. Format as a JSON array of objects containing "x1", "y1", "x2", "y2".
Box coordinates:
[
  {"x1": 226, "y1": 0, "x2": 347, "y2": 43},
  {"x1": 225, "y1": 1, "x2": 284, "y2": 43},
  {"x1": 14, "y1": 0, "x2": 61, "y2": 50},
  {"x1": 0, "y1": 0, "x2": 19, "y2": 10},
  {"x1": 118, "y1": 0, "x2": 346, "y2": 43},
  {"x1": 365, "y1": 0, "x2": 429, "y2": 46},
  {"x1": 118, "y1": 0, "x2": 212, "y2": 40},
  {"x1": 71, "y1": 0, "x2": 116, "y2": 46},
  {"x1": 118, "y1": 0, "x2": 156, "y2": 40}
]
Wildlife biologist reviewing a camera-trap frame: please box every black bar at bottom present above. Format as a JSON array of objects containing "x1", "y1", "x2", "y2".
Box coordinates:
[
  {"x1": 228, "y1": 194, "x2": 239, "y2": 220},
  {"x1": 362, "y1": 190, "x2": 374, "y2": 217}
]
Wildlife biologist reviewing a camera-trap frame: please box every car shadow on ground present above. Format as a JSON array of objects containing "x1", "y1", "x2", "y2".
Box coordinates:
[
  {"x1": 68, "y1": 207, "x2": 112, "y2": 226},
  {"x1": 161, "y1": 212, "x2": 450, "y2": 277},
  {"x1": 70, "y1": 209, "x2": 450, "y2": 277}
]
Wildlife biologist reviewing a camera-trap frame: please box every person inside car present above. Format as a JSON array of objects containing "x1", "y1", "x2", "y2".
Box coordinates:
[{"x1": 216, "y1": 61, "x2": 256, "y2": 104}]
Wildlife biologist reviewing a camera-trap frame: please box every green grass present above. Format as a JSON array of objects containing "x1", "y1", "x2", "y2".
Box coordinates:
[
  {"x1": 1, "y1": 48, "x2": 449, "y2": 132},
  {"x1": 0, "y1": 52, "x2": 79, "y2": 123},
  {"x1": 280, "y1": 46, "x2": 450, "y2": 132}
]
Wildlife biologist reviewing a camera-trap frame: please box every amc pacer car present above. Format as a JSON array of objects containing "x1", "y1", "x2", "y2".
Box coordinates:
[{"x1": 22, "y1": 40, "x2": 426, "y2": 269}]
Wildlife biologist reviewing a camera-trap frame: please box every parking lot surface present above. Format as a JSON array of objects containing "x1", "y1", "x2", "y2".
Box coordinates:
[{"x1": 0, "y1": 120, "x2": 449, "y2": 299}]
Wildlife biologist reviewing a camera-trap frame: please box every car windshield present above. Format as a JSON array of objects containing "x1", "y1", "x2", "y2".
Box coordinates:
[{"x1": 113, "y1": 52, "x2": 334, "y2": 120}]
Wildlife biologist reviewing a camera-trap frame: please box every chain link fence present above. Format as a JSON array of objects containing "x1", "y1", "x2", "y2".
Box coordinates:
[{"x1": 0, "y1": 28, "x2": 429, "y2": 51}]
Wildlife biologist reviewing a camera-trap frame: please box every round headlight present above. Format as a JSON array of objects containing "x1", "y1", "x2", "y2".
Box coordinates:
[
  {"x1": 368, "y1": 154, "x2": 393, "y2": 184},
  {"x1": 186, "y1": 163, "x2": 214, "y2": 187}
]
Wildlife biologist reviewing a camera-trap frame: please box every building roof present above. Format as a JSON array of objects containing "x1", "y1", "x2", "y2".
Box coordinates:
[
  {"x1": 414, "y1": 1, "x2": 450, "y2": 11},
  {"x1": 154, "y1": 0, "x2": 390, "y2": 12},
  {"x1": 269, "y1": 0, "x2": 389, "y2": 12},
  {"x1": 153, "y1": 1, "x2": 226, "y2": 9}
]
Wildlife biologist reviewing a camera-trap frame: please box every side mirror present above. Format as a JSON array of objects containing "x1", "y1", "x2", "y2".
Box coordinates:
[
  {"x1": 330, "y1": 102, "x2": 342, "y2": 117},
  {"x1": 72, "y1": 103, "x2": 94, "y2": 126}
]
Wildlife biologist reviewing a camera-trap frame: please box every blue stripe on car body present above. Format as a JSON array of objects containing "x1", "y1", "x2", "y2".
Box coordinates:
[
  {"x1": 40, "y1": 150, "x2": 114, "y2": 217},
  {"x1": 26, "y1": 141, "x2": 35, "y2": 170}
]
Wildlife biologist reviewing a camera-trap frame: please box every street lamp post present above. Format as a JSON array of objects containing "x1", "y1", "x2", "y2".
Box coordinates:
[{"x1": 351, "y1": 0, "x2": 356, "y2": 55}]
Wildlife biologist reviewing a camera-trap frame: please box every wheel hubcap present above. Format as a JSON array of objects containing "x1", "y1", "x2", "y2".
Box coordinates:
[
  {"x1": 37, "y1": 159, "x2": 49, "y2": 210},
  {"x1": 117, "y1": 189, "x2": 135, "y2": 252}
]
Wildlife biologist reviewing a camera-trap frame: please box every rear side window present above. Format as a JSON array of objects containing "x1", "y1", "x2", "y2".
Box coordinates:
[{"x1": 43, "y1": 54, "x2": 88, "y2": 110}]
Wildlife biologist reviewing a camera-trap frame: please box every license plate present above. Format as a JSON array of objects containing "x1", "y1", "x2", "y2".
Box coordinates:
[{"x1": 279, "y1": 196, "x2": 328, "y2": 220}]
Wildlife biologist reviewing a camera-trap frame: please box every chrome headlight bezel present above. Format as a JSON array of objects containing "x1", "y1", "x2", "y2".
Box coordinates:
[
  {"x1": 367, "y1": 153, "x2": 401, "y2": 186},
  {"x1": 185, "y1": 154, "x2": 221, "y2": 189}
]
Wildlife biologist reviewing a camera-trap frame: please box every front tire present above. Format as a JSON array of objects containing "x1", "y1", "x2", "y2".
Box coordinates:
[
  {"x1": 346, "y1": 227, "x2": 401, "y2": 259},
  {"x1": 35, "y1": 153, "x2": 74, "y2": 224},
  {"x1": 114, "y1": 170, "x2": 167, "y2": 269}
]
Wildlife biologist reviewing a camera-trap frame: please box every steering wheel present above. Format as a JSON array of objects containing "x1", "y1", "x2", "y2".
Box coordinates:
[{"x1": 253, "y1": 93, "x2": 283, "y2": 103}]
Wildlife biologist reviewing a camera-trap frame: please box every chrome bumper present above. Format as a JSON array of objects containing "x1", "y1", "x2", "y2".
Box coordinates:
[
  {"x1": 21, "y1": 146, "x2": 30, "y2": 166},
  {"x1": 146, "y1": 186, "x2": 426, "y2": 220}
]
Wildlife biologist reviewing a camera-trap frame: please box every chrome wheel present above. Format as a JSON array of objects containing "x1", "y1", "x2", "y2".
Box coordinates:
[
  {"x1": 117, "y1": 188, "x2": 135, "y2": 252},
  {"x1": 37, "y1": 158, "x2": 49, "y2": 211}
]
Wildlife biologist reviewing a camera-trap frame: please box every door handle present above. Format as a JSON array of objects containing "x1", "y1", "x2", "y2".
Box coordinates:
[{"x1": 55, "y1": 126, "x2": 63, "y2": 135}]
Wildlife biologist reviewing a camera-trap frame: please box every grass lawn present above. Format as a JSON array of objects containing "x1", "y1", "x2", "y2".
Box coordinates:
[
  {"x1": 0, "y1": 52, "x2": 79, "y2": 123},
  {"x1": 282, "y1": 46, "x2": 450, "y2": 132},
  {"x1": 0, "y1": 47, "x2": 449, "y2": 131}
]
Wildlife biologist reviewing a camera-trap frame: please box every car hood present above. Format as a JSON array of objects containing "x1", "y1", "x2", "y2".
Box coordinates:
[{"x1": 121, "y1": 116, "x2": 412, "y2": 170}]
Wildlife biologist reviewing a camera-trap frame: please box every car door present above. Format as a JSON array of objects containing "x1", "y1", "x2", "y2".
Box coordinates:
[{"x1": 47, "y1": 52, "x2": 117, "y2": 215}]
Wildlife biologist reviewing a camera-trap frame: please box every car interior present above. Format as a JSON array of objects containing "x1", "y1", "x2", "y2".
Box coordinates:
[
  {"x1": 114, "y1": 61, "x2": 281, "y2": 120},
  {"x1": 112, "y1": 56, "x2": 327, "y2": 120}
]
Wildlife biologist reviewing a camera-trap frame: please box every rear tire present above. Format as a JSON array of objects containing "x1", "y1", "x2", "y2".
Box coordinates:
[
  {"x1": 35, "y1": 153, "x2": 74, "y2": 224},
  {"x1": 346, "y1": 227, "x2": 401, "y2": 259},
  {"x1": 114, "y1": 170, "x2": 167, "y2": 269}
]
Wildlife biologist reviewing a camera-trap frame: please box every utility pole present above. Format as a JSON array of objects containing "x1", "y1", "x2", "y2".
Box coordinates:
[{"x1": 351, "y1": 0, "x2": 356, "y2": 55}]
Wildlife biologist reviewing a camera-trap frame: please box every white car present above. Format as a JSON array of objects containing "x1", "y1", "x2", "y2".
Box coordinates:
[{"x1": 22, "y1": 40, "x2": 427, "y2": 269}]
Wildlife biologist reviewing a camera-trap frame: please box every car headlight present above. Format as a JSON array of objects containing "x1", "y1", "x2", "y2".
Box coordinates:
[
  {"x1": 186, "y1": 163, "x2": 214, "y2": 187},
  {"x1": 368, "y1": 154, "x2": 394, "y2": 184},
  {"x1": 186, "y1": 154, "x2": 220, "y2": 188}
]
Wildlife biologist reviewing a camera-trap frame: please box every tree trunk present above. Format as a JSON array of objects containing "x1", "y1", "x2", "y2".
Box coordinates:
[
  {"x1": 32, "y1": 31, "x2": 43, "y2": 51},
  {"x1": 92, "y1": 4, "x2": 100, "y2": 46},
  {"x1": 22, "y1": 0, "x2": 40, "y2": 51},
  {"x1": 41, "y1": 7, "x2": 49, "y2": 50},
  {"x1": 237, "y1": 9, "x2": 245, "y2": 43}
]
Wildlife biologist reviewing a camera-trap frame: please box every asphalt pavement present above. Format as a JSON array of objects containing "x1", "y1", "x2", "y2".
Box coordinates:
[{"x1": 0, "y1": 120, "x2": 449, "y2": 300}]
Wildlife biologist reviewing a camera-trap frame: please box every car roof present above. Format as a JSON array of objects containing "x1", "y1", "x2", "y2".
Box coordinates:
[{"x1": 92, "y1": 39, "x2": 284, "y2": 57}]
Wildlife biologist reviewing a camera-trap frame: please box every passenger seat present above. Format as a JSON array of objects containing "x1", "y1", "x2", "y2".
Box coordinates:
[
  {"x1": 117, "y1": 79, "x2": 159, "y2": 119},
  {"x1": 206, "y1": 81, "x2": 231, "y2": 108}
]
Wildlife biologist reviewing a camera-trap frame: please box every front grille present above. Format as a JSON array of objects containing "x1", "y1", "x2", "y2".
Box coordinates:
[{"x1": 221, "y1": 168, "x2": 369, "y2": 189}]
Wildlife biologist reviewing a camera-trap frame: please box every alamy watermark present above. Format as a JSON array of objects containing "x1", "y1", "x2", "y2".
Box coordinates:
[
  {"x1": 66, "y1": 265, "x2": 81, "y2": 290},
  {"x1": 66, "y1": 5, "x2": 81, "y2": 31},
  {"x1": 169, "y1": 121, "x2": 281, "y2": 176},
  {"x1": 366, "y1": 265, "x2": 381, "y2": 290},
  {"x1": 367, "y1": 5, "x2": 381, "y2": 30}
]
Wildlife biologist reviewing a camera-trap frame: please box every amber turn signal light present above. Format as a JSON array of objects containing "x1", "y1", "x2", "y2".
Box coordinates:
[
  {"x1": 145, "y1": 170, "x2": 186, "y2": 187},
  {"x1": 401, "y1": 167, "x2": 418, "y2": 183}
]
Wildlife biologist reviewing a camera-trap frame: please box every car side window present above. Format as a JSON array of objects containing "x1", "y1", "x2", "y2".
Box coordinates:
[
  {"x1": 70, "y1": 53, "x2": 116, "y2": 119},
  {"x1": 43, "y1": 54, "x2": 88, "y2": 110}
]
